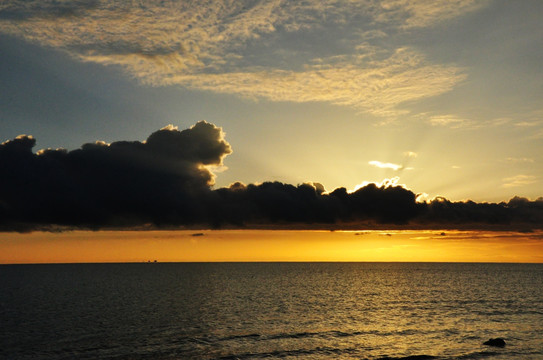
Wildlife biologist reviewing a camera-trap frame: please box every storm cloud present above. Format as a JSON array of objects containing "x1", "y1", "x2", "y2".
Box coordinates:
[
  {"x1": 0, "y1": 121, "x2": 231, "y2": 229},
  {"x1": 1, "y1": 122, "x2": 542, "y2": 231}
]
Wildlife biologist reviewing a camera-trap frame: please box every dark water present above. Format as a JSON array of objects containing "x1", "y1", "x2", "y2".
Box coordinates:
[{"x1": 1, "y1": 263, "x2": 542, "y2": 359}]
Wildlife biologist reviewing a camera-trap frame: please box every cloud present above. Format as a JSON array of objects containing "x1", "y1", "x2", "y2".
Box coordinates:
[
  {"x1": 369, "y1": 160, "x2": 403, "y2": 171},
  {"x1": 514, "y1": 111, "x2": 543, "y2": 130},
  {"x1": 0, "y1": 121, "x2": 231, "y2": 229},
  {"x1": 0, "y1": 0, "x2": 476, "y2": 117},
  {"x1": 377, "y1": 0, "x2": 488, "y2": 28},
  {"x1": 502, "y1": 175, "x2": 537, "y2": 188},
  {"x1": 169, "y1": 48, "x2": 465, "y2": 117},
  {"x1": 504, "y1": 157, "x2": 534, "y2": 164},
  {"x1": 350, "y1": 177, "x2": 403, "y2": 193},
  {"x1": 428, "y1": 114, "x2": 471, "y2": 128},
  {"x1": 404, "y1": 151, "x2": 418, "y2": 158},
  {"x1": 209, "y1": 179, "x2": 423, "y2": 227},
  {"x1": 422, "y1": 114, "x2": 520, "y2": 130},
  {"x1": 0, "y1": 126, "x2": 425, "y2": 229},
  {"x1": 421, "y1": 196, "x2": 543, "y2": 228},
  {"x1": 515, "y1": 121, "x2": 539, "y2": 127},
  {"x1": 1, "y1": 124, "x2": 543, "y2": 231}
]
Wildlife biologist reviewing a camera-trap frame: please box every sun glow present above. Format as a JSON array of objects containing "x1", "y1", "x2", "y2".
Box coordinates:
[
  {"x1": 350, "y1": 177, "x2": 403, "y2": 193},
  {"x1": 1, "y1": 230, "x2": 542, "y2": 264}
]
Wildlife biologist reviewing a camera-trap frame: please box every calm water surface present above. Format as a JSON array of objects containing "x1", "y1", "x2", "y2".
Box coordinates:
[{"x1": 1, "y1": 263, "x2": 542, "y2": 359}]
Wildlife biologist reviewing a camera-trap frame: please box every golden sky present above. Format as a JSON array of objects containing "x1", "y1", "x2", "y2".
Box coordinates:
[
  {"x1": 1, "y1": 2, "x2": 542, "y2": 260},
  {"x1": 2, "y1": 230, "x2": 542, "y2": 264}
]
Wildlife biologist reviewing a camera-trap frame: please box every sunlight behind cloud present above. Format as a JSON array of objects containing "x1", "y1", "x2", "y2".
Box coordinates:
[
  {"x1": 369, "y1": 160, "x2": 403, "y2": 171},
  {"x1": 350, "y1": 176, "x2": 403, "y2": 193}
]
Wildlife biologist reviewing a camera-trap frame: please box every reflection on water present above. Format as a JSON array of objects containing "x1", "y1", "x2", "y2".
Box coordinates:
[{"x1": 2, "y1": 262, "x2": 542, "y2": 359}]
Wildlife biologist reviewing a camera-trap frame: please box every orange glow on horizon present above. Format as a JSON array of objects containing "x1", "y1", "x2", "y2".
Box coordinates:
[{"x1": 1, "y1": 230, "x2": 542, "y2": 264}]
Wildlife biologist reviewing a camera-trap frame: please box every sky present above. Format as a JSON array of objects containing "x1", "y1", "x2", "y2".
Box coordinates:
[
  {"x1": 1, "y1": 0, "x2": 542, "y2": 204},
  {"x1": 1, "y1": 1, "x2": 543, "y2": 263},
  {"x1": 1, "y1": 230, "x2": 543, "y2": 264}
]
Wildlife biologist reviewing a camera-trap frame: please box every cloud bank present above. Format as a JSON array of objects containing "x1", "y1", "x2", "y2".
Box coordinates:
[
  {"x1": 0, "y1": 121, "x2": 232, "y2": 229},
  {"x1": 1, "y1": 122, "x2": 542, "y2": 231},
  {"x1": 0, "y1": 0, "x2": 478, "y2": 118}
]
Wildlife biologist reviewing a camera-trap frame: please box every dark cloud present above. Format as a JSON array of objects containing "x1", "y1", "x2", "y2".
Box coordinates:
[
  {"x1": 206, "y1": 181, "x2": 425, "y2": 228},
  {"x1": 1, "y1": 122, "x2": 542, "y2": 231},
  {"x1": 416, "y1": 196, "x2": 543, "y2": 230},
  {"x1": 0, "y1": 121, "x2": 231, "y2": 230}
]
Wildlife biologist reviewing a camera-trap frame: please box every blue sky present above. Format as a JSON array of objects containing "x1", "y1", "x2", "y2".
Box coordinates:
[{"x1": 1, "y1": 0, "x2": 542, "y2": 202}]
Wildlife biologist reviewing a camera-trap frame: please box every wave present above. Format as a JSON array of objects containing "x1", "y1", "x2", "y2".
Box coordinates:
[
  {"x1": 219, "y1": 351, "x2": 511, "y2": 360},
  {"x1": 218, "y1": 345, "x2": 359, "y2": 359},
  {"x1": 215, "y1": 328, "x2": 428, "y2": 343},
  {"x1": 377, "y1": 356, "x2": 438, "y2": 360},
  {"x1": 219, "y1": 333, "x2": 262, "y2": 342},
  {"x1": 454, "y1": 350, "x2": 502, "y2": 359},
  {"x1": 219, "y1": 349, "x2": 441, "y2": 360},
  {"x1": 265, "y1": 329, "x2": 370, "y2": 340}
]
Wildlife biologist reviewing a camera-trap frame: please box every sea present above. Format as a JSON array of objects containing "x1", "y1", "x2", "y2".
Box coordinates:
[{"x1": 1, "y1": 263, "x2": 542, "y2": 359}]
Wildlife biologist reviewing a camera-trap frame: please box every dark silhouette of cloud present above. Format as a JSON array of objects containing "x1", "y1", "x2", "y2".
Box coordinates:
[
  {"x1": 0, "y1": 121, "x2": 231, "y2": 230},
  {"x1": 1, "y1": 122, "x2": 542, "y2": 231}
]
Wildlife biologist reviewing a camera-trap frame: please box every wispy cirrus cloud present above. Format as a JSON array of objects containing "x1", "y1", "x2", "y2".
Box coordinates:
[
  {"x1": 377, "y1": 0, "x2": 487, "y2": 28},
  {"x1": 0, "y1": 0, "x2": 482, "y2": 117},
  {"x1": 428, "y1": 114, "x2": 471, "y2": 128},
  {"x1": 502, "y1": 175, "x2": 537, "y2": 188},
  {"x1": 169, "y1": 48, "x2": 465, "y2": 117},
  {"x1": 504, "y1": 157, "x2": 534, "y2": 164}
]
